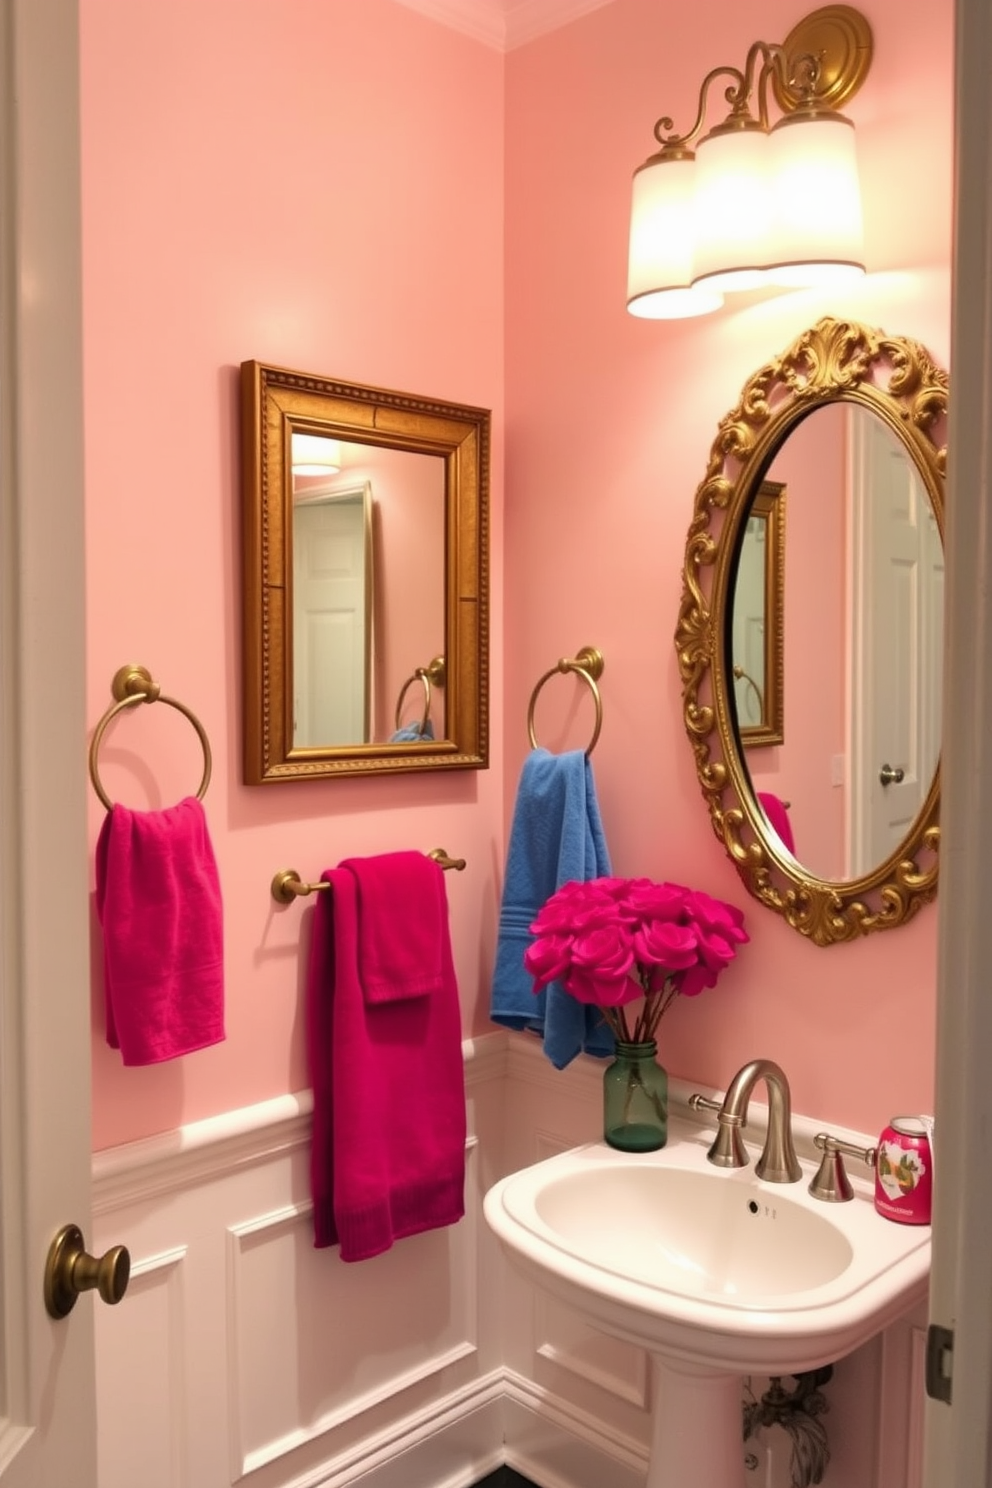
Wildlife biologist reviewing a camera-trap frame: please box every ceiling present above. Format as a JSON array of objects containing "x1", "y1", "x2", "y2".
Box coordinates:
[{"x1": 393, "y1": 0, "x2": 617, "y2": 50}]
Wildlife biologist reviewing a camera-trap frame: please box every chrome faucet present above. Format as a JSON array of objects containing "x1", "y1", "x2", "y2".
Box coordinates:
[{"x1": 690, "y1": 1058, "x2": 802, "y2": 1183}]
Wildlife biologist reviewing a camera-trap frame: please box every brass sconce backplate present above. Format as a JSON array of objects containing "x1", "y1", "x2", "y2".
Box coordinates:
[{"x1": 773, "y1": 5, "x2": 874, "y2": 113}]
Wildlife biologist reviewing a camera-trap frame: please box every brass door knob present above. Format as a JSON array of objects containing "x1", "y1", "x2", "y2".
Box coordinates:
[
  {"x1": 44, "y1": 1223, "x2": 130, "y2": 1320},
  {"x1": 879, "y1": 762, "x2": 905, "y2": 786}
]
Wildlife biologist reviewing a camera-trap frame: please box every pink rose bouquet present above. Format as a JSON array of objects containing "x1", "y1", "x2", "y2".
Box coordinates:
[{"x1": 523, "y1": 876, "x2": 748, "y2": 1044}]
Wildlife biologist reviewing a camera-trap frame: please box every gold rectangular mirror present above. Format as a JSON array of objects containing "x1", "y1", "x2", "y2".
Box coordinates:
[
  {"x1": 241, "y1": 361, "x2": 489, "y2": 781},
  {"x1": 731, "y1": 479, "x2": 785, "y2": 749}
]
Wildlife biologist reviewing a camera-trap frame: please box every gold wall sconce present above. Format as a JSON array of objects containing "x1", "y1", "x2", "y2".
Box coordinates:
[{"x1": 627, "y1": 5, "x2": 873, "y2": 319}]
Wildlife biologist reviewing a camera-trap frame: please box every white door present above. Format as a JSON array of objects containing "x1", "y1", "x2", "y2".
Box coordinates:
[
  {"x1": 924, "y1": 0, "x2": 992, "y2": 1479},
  {"x1": 292, "y1": 486, "x2": 371, "y2": 747},
  {"x1": 849, "y1": 408, "x2": 942, "y2": 877},
  {"x1": 0, "y1": 1, "x2": 100, "y2": 1483}
]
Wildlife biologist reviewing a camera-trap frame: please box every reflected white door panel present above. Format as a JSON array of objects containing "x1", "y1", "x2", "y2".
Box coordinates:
[{"x1": 293, "y1": 486, "x2": 371, "y2": 747}]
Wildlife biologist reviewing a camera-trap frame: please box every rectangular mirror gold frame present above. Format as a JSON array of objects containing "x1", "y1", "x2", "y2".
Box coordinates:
[
  {"x1": 732, "y1": 479, "x2": 785, "y2": 750},
  {"x1": 241, "y1": 361, "x2": 489, "y2": 782}
]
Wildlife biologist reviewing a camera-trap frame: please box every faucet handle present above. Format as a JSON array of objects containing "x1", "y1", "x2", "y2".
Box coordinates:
[
  {"x1": 688, "y1": 1093, "x2": 722, "y2": 1116},
  {"x1": 809, "y1": 1132, "x2": 877, "y2": 1202},
  {"x1": 688, "y1": 1093, "x2": 750, "y2": 1169}
]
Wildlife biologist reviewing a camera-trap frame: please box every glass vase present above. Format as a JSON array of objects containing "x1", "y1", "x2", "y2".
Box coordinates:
[{"x1": 603, "y1": 1039, "x2": 668, "y2": 1152}]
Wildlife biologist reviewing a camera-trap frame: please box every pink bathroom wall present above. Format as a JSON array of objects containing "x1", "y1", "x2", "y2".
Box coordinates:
[
  {"x1": 372, "y1": 447, "x2": 447, "y2": 740},
  {"x1": 505, "y1": 0, "x2": 953, "y2": 1134},
  {"x1": 80, "y1": 0, "x2": 504, "y2": 1148}
]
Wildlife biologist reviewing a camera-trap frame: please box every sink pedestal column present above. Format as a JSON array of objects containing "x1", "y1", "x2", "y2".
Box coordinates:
[{"x1": 648, "y1": 1355, "x2": 745, "y2": 1488}]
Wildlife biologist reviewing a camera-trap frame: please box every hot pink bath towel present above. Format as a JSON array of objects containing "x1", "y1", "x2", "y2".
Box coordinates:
[
  {"x1": 758, "y1": 791, "x2": 796, "y2": 855},
  {"x1": 95, "y1": 797, "x2": 225, "y2": 1065},
  {"x1": 307, "y1": 852, "x2": 466, "y2": 1262}
]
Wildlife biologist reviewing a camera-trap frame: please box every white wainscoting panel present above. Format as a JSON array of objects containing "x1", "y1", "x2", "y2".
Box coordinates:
[
  {"x1": 227, "y1": 1148, "x2": 478, "y2": 1479},
  {"x1": 91, "y1": 1031, "x2": 930, "y2": 1488},
  {"x1": 92, "y1": 1038, "x2": 502, "y2": 1488},
  {"x1": 95, "y1": 1246, "x2": 190, "y2": 1488}
]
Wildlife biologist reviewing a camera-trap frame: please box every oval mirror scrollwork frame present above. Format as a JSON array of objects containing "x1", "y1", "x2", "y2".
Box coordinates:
[{"x1": 674, "y1": 317, "x2": 947, "y2": 946}]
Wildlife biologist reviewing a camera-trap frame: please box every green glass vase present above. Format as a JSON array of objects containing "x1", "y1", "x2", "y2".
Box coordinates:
[{"x1": 603, "y1": 1040, "x2": 668, "y2": 1152}]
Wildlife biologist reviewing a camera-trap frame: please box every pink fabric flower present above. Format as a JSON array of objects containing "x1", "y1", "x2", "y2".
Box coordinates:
[
  {"x1": 571, "y1": 923, "x2": 635, "y2": 977},
  {"x1": 522, "y1": 875, "x2": 748, "y2": 1038},
  {"x1": 530, "y1": 879, "x2": 617, "y2": 936},
  {"x1": 632, "y1": 919, "x2": 698, "y2": 973},
  {"x1": 624, "y1": 879, "x2": 689, "y2": 923},
  {"x1": 683, "y1": 888, "x2": 749, "y2": 945},
  {"x1": 673, "y1": 961, "x2": 721, "y2": 997},
  {"x1": 565, "y1": 923, "x2": 638, "y2": 1006},
  {"x1": 523, "y1": 933, "x2": 573, "y2": 994},
  {"x1": 565, "y1": 967, "x2": 641, "y2": 1007}
]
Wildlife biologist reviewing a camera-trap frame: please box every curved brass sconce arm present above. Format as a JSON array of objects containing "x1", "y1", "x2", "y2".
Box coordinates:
[{"x1": 651, "y1": 6, "x2": 873, "y2": 154}]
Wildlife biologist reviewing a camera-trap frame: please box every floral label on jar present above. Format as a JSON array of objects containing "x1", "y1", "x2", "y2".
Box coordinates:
[{"x1": 874, "y1": 1117, "x2": 932, "y2": 1225}]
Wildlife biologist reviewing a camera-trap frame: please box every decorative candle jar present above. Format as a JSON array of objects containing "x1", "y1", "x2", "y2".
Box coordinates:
[{"x1": 874, "y1": 1116, "x2": 932, "y2": 1224}]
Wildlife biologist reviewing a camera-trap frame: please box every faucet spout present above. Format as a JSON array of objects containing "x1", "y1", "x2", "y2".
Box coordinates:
[{"x1": 708, "y1": 1058, "x2": 802, "y2": 1183}]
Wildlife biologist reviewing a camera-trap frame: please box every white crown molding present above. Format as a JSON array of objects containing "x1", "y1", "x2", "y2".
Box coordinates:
[{"x1": 392, "y1": 0, "x2": 617, "y2": 52}]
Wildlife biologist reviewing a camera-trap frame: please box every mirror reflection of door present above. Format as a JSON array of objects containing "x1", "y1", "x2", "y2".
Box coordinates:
[
  {"x1": 850, "y1": 406, "x2": 944, "y2": 878},
  {"x1": 289, "y1": 435, "x2": 446, "y2": 748},
  {"x1": 293, "y1": 479, "x2": 373, "y2": 747},
  {"x1": 740, "y1": 403, "x2": 943, "y2": 883}
]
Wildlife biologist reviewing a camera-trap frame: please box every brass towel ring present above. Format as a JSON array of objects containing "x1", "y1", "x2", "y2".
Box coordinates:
[
  {"x1": 394, "y1": 655, "x2": 446, "y2": 735},
  {"x1": 527, "y1": 646, "x2": 605, "y2": 757},
  {"x1": 89, "y1": 664, "x2": 213, "y2": 811}
]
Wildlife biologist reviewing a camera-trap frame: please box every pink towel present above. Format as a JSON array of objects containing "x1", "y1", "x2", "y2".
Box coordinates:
[
  {"x1": 342, "y1": 850, "x2": 444, "y2": 1003},
  {"x1": 95, "y1": 797, "x2": 225, "y2": 1065},
  {"x1": 758, "y1": 792, "x2": 796, "y2": 855},
  {"x1": 307, "y1": 852, "x2": 466, "y2": 1262}
]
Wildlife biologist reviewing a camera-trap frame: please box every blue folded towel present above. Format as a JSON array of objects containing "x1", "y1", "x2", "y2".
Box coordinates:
[
  {"x1": 389, "y1": 720, "x2": 436, "y2": 743},
  {"x1": 490, "y1": 748, "x2": 614, "y2": 1068}
]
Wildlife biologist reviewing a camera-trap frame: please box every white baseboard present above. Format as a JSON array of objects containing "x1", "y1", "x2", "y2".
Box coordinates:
[
  {"x1": 271, "y1": 1372, "x2": 507, "y2": 1488},
  {"x1": 277, "y1": 1366, "x2": 646, "y2": 1488}
]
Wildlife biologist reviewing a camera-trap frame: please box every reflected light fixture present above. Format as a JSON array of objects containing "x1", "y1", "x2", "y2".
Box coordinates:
[
  {"x1": 291, "y1": 432, "x2": 343, "y2": 476},
  {"x1": 626, "y1": 5, "x2": 872, "y2": 319}
]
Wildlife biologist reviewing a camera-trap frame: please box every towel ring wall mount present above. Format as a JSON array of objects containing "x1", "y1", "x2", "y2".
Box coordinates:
[
  {"x1": 394, "y1": 655, "x2": 446, "y2": 735},
  {"x1": 527, "y1": 646, "x2": 604, "y2": 757},
  {"x1": 89, "y1": 664, "x2": 213, "y2": 811},
  {"x1": 271, "y1": 848, "x2": 466, "y2": 904}
]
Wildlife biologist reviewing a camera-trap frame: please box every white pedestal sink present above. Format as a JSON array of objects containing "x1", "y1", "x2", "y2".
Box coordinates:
[{"x1": 484, "y1": 1120, "x2": 930, "y2": 1488}]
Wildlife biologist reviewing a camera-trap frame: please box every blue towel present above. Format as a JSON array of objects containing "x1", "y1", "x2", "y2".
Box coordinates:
[
  {"x1": 490, "y1": 748, "x2": 615, "y2": 1068},
  {"x1": 389, "y1": 720, "x2": 436, "y2": 743}
]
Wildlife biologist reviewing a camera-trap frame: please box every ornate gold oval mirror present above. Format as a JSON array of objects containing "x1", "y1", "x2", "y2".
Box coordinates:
[
  {"x1": 675, "y1": 317, "x2": 947, "y2": 945},
  {"x1": 241, "y1": 362, "x2": 489, "y2": 781}
]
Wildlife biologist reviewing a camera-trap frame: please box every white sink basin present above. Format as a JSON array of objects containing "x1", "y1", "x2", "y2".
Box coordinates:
[{"x1": 484, "y1": 1121, "x2": 930, "y2": 1376}]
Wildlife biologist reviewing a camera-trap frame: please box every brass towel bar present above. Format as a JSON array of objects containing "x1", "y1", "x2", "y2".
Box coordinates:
[
  {"x1": 271, "y1": 849, "x2": 466, "y2": 904},
  {"x1": 89, "y1": 664, "x2": 212, "y2": 811},
  {"x1": 527, "y1": 645, "x2": 605, "y2": 757},
  {"x1": 394, "y1": 655, "x2": 446, "y2": 735}
]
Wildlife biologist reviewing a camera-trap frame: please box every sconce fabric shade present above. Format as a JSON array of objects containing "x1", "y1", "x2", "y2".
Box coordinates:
[
  {"x1": 291, "y1": 433, "x2": 343, "y2": 476},
  {"x1": 626, "y1": 150, "x2": 723, "y2": 320},
  {"x1": 692, "y1": 123, "x2": 774, "y2": 292},
  {"x1": 626, "y1": 6, "x2": 874, "y2": 319},
  {"x1": 765, "y1": 111, "x2": 865, "y2": 285}
]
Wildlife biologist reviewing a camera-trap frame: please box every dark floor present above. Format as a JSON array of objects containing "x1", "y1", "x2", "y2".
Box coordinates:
[{"x1": 475, "y1": 1471, "x2": 538, "y2": 1487}]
